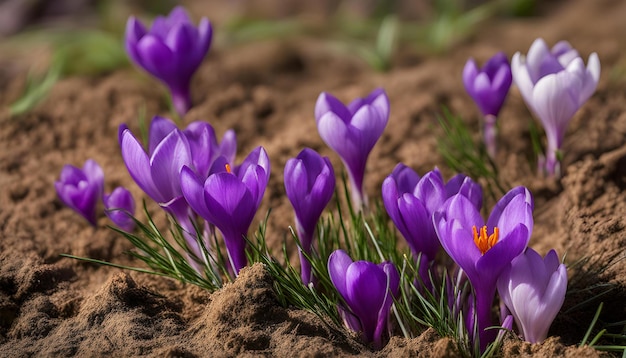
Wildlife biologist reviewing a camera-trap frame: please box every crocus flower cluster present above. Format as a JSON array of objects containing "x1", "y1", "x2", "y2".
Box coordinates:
[
  {"x1": 512, "y1": 38, "x2": 600, "y2": 176},
  {"x1": 119, "y1": 115, "x2": 252, "y2": 273},
  {"x1": 434, "y1": 186, "x2": 533, "y2": 350},
  {"x1": 284, "y1": 148, "x2": 335, "y2": 285},
  {"x1": 382, "y1": 165, "x2": 482, "y2": 285},
  {"x1": 125, "y1": 6, "x2": 213, "y2": 116},
  {"x1": 55, "y1": 159, "x2": 104, "y2": 226},
  {"x1": 328, "y1": 250, "x2": 400, "y2": 349},
  {"x1": 463, "y1": 52, "x2": 512, "y2": 158},
  {"x1": 315, "y1": 88, "x2": 390, "y2": 210},
  {"x1": 55, "y1": 159, "x2": 136, "y2": 231}
]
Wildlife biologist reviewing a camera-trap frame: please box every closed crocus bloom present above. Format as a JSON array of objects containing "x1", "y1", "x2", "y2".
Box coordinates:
[
  {"x1": 315, "y1": 88, "x2": 389, "y2": 210},
  {"x1": 463, "y1": 53, "x2": 512, "y2": 158},
  {"x1": 104, "y1": 187, "x2": 136, "y2": 232},
  {"x1": 55, "y1": 159, "x2": 104, "y2": 226},
  {"x1": 497, "y1": 248, "x2": 567, "y2": 344},
  {"x1": 512, "y1": 38, "x2": 600, "y2": 176},
  {"x1": 434, "y1": 186, "x2": 533, "y2": 351},
  {"x1": 328, "y1": 250, "x2": 399, "y2": 349},
  {"x1": 463, "y1": 52, "x2": 512, "y2": 118},
  {"x1": 382, "y1": 165, "x2": 482, "y2": 266},
  {"x1": 180, "y1": 147, "x2": 270, "y2": 275},
  {"x1": 125, "y1": 6, "x2": 212, "y2": 116},
  {"x1": 284, "y1": 148, "x2": 335, "y2": 284},
  {"x1": 119, "y1": 121, "x2": 192, "y2": 215}
]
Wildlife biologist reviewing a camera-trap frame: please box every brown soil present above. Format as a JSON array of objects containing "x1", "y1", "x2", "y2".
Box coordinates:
[{"x1": 1, "y1": 0, "x2": 625, "y2": 356}]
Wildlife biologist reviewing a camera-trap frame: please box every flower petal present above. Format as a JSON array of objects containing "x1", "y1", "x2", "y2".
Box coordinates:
[
  {"x1": 487, "y1": 186, "x2": 533, "y2": 240},
  {"x1": 149, "y1": 116, "x2": 177, "y2": 155},
  {"x1": 315, "y1": 92, "x2": 351, "y2": 122},
  {"x1": 120, "y1": 128, "x2": 161, "y2": 202},
  {"x1": 328, "y1": 250, "x2": 354, "y2": 300},
  {"x1": 180, "y1": 165, "x2": 212, "y2": 220}
]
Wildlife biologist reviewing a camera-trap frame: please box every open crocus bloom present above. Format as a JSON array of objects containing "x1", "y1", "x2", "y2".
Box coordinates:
[
  {"x1": 328, "y1": 250, "x2": 399, "y2": 350},
  {"x1": 284, "y1": 148, "x2": 335, "y2": 284},
  {"x1": 382, "y1": 165, "x2": 482, "y2": 272},
  {"x1": 497, "y1": 248, "x2": 567, "y2": 344},
  {"x1": 315, "y1": 88, "x2": 389, "y2": 210},
  {"x1": 180, "y1": 147, "x2": 270, "y2": 275},
  {"x1": 55, "y1": 159, "x2": 104, "y2": 226},
  {"x1": 125, "y1": 6, "x2": 213, "y2": 115},
  {"x1": 512, "y1": 38, "x2": 600, "y2": 176},
  {"x1": 104, "y1": 186, "x2": 136, "y2": 232},
  {"x1": 434, "y1": 186, "x2": 533, "y2": 351}
]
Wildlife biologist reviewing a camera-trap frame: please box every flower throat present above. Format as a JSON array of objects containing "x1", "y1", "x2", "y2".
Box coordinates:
[{"x1": 473, "y1": 225, "x2": 499, "y2": 255}]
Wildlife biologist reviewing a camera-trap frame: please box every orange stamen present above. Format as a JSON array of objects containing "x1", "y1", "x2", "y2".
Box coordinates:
[
  {"x1": 472, "y1": 225, "x2": 499, "y2": 255},
  {"x1": 225, "y1": 163, "x2": 232, "y2": 173}
]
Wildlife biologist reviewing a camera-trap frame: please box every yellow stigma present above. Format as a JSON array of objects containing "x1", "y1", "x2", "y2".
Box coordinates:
[
  {"x1": 472, "y1": 225, "x2": 499, "y2": 255},
  {"x1": 225, "y1": 163, "x2": 232, "y2": 173}
]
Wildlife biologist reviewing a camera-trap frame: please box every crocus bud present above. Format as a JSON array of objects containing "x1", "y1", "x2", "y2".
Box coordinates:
[
  {"x1": 497, "y1": 248, "x2": 567, "y2": 344},
  {"x1": 180, "y1": 147, "x2": 270, "y2": 275},
  {"x1": 125, "y1": 6, "x2": 213, "y2": 116},
  {"x1": 55, "y1": 159, "x2": 104, "y2": 226},
  {"x1": 463, "y1": 52, "x2": 512, "y2": 158},
  {"x1": 328, "y1": 250, "x2": 399, "y2": 349},
  {"x1": 511, "y1": 38, "x2": 600, "y2": 176},
  {"x1": 315, "y1": 88, "x2": 389, "y2": 210},
  {"x1": 104, "y1": 187, "x2": 136, "y2": 232},
  {"x1": 463, "y1": 52, "x2": 512, "y2": 118},
  {"x1": 284, "y1": 148, "x2": 335, "y2": 284}
]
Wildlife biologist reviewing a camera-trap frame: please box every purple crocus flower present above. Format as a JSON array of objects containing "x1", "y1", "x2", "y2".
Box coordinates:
[
  {"x1": 497, "y1": 248, "x2": 567, "y2": 343},
  {"x1": 119, "y1": 121, "x2": 192, "y2": 218},
  {"x1": 433, "y1": 186, "x2": 533, "y2": 351},
  {"x1": 118, "y1": 119, "x2": 209, "y2": 265},
  {"x1": 284, "y1": 148, "x2": 335, "y2": 285},
  {"x1": 180, "y1": 147, "x2": 270, "y2": 275},
  {"x1": 55, "y1": 159, "x2": 104, "y2": 226},
  {"x1": 315, "y1": 88, "x2": 389, "y2": 210},
  {"x1": 104, "y1": 186, "x2": 136, "y2": 232},
  {"x1": 463, "y1": 52, "x2": 512, "y2": 158},
  {"x1": 382, "y1": 165, "x2": 482, "y2": 280},
  {"x1": 512, "y1": 38, "x2": 600, "y2": 176},
  {"x1": 125, "y1": 6, "x2": 213, "y2": 116},
  {"x1": 328, "y1": 250, "x2": 399, "y2": 349}
]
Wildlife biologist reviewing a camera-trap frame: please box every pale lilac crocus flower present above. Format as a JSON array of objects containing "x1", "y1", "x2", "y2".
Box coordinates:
[
  {"x1": 180, "y1": 147, "x2": 270, "y2": 275},
  {"x1": 434, "y1": 186, "x2": 533, "y2": 351},
  {"x1": 512, "y1": 38, "x2": 600, "y2": 176},
  {"x1": 497, "y1": 248, "x2": 567, "y2": 343},
  {"x1": 125, "y1": 6, "x2": 213, "y2": 116},
  {"x1": 284, "y1": 148, "x2": 335, "y2": 285},
  {"x1": 315, "y1": 88, "x2": 389, "y2": 210},
  {"x1": 328, "y1": 250, "x2": 400, "y2": 349},
  {"x1": 463, "y1": 52, "x2": 512, "y2": 158},
  {"x1": 55, "y1": 159, "x2": 104, "y2": 226},
  {"x1": 104, "y1": 186, "x2": 136, "y2": 232}
]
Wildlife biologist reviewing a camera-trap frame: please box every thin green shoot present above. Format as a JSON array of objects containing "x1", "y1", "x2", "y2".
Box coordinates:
[
  {"x1": 435, "y1": 107, "x2": 507, "y2": 202},
  {"x1": 580, "y1": 302, "x2": 604, "y2": 347}
]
